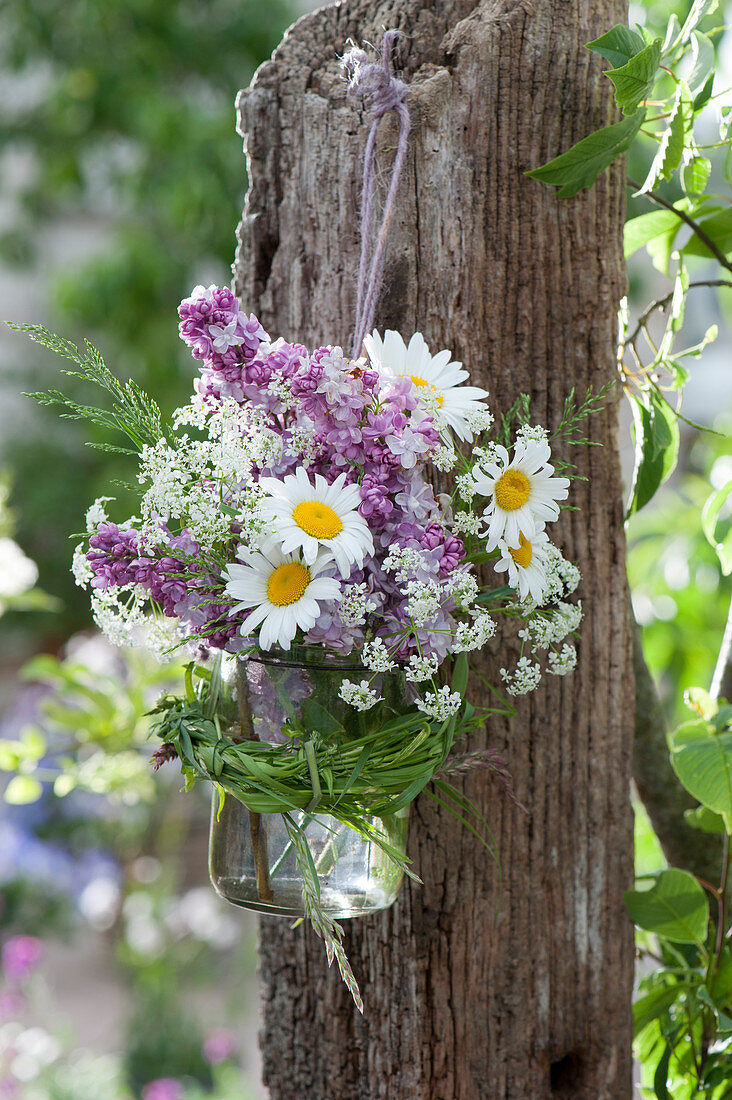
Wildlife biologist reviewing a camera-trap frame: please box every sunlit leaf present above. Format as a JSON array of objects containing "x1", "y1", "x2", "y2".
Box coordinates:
[
  {"x1": 638, "y1": 82, "x2": 693, "y2": 193},
  {"x1": 624, "y1": 868, "x2": 709, "y2": 944},
  {"x1": 702, "y1": 479, "x2": 732, "y2": 575},
  {"x1": 624, "y1": 210, "x2": 680, "y2": 257},
  {"x1": 681, "y1": 155, "x2": 712, "y2": 196},
  {"x1": 678, "y1": 0, "x2": 719, "y2": 45},
  {"x1": 688, "y1": 31, "x2": 715, "y2": 95},
  {"x1": 670, "y1": 723, "x2": 732, "y2": 827}
]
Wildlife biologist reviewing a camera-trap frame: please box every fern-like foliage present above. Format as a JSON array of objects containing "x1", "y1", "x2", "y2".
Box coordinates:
[{"x1": 12, "y1": 322, "x2": 165, "y2": 450}]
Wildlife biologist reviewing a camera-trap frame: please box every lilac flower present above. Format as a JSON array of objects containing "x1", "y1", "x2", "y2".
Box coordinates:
[
  {"x1": 203, "y1": 1028, "x2": 238, "y2": 1064},
  {"x1": 178, "y1": 285, "x2": 266, "y2": 369},
  {"x1": 305, "y1": 607, "x2": 365, "y2": 655},
  {"x1": 82, "y1": 287, "x2": 487, "y2": 668},
  {"x1": 0, "y1": 991, "x2": 25, "y2": 1021},
  {"x1": 420, "y1": 522, "x2": 465, "y2": 576},
  {"x1": 209, "y1": 319, "x2": 245, "y2": 354},
  {"x1": 87, "y1": 523, "x2": 146, "y2": 589},
  {"x1": 385, "y1": 423, "x2": 435, "y2": 470},
  {"x1": 358, "y1": 475, "x2": 394, "y2": 527},
  {"x1": 2, "y1": 935, "x2": 42, "y2": 982},
  {"x1": 393, "y1": 472, "x2": 440, "y2": 523},
  {"x1": 142, "y1": 1080, "x2": 184, "y2": 1100}
]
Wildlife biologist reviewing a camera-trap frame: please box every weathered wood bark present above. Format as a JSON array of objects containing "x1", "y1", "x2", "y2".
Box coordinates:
[{"x1": 233, "y1": 2, "x2": 633, "y2": 1097}]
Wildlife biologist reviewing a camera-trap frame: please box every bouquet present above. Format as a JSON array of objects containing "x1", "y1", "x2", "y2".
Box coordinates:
[{"x1": 14, "y1": 286, "x2": 594, "y2": 1008}]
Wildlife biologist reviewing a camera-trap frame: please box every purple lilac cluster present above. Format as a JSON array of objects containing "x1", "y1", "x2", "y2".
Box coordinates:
[
  {"x1": 86, "y1": 524, "x2": 241, "y2": 651},
  {"x1": 83, "y1": 285, "x2": 470, "y2": 660}
]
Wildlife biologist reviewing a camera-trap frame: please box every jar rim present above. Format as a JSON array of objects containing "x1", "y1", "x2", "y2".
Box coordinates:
[{"x1": 244, "y1": 642, "x2": 367, "y2": 673}]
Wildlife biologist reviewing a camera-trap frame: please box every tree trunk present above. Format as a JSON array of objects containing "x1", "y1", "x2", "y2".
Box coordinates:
[{"x1": 233, "y1": 2, "x2": 633, "y2": 1097}]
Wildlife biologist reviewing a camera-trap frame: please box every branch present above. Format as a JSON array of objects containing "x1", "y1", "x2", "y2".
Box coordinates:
[
  {"x1": 624, "y1": 281, "x2": 732, "y2": 350},
  {"x1": 631, "y1": 601, "x2": 726, "y2": 887},
  {"x1": 627, "y1": 181, "x2": 732, "y2": 275}
]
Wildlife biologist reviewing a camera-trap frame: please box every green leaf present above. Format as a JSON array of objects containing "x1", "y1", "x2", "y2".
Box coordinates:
[
  {"x1": 451, "y1": 651, "x2": 469, "y2": 698},
  {"x1": 684, "y1": 805, "x2": 726, "y2": 834},
  {"x1": 633, "y1": 984, "x2": 685, "y2": 1037},
  {"x1": 682, "y1": 208, "x2": 732, "y2": 258},
  {"x1": 605, "y1": 40, "x2": 662, "y2": 115},
  {"x1": 688, "y1": 31, "x2": 715, "y2": 96},
  {"x1": 668, "y1": 718, "x2": 713, "y2": 749},
  {"x1": 638, "y1": 82, "x2": 692, "y2": 193},
  {"x1": 624, "y1": 210, "x2": 681, "y2": 257},
  {"x1": 702, "y1": 479, "x2": 732, "y2": 575},
  {"x1": 526, "y1": 110, "x2": 645, "y2": 198},
  {"x1": 711, "y1": 950, "x2": 732, "y2": 1001},
  {"x1": 698, "y1": 986, "x2": 732, "y2": 1033},
  {"x1": 4, "y1": 775, "x2": 44, "y2": 805},
  {"x1": 586, "y1": 25, "x2": 646, "y2": 68},
  {"x1": 626, "y1": 391, "x2": 680, "y2": 516},
  {"x1": 693, "y1": 71, "x2": 715, "y2": 112},
  {"x1": 671, "y1": 727, "x2": 732, "y2": 826},
  {"x1": 636, "y1": 24, "x2": 657, "y2": 48},
  {"x1": 624, "y1": 868, "x2": 709, "y2": 944},
  {"x1": 681, "y1": 155, "x2": 712, "y2": 196},
  {"x1": 654, "y1": 1042, "x2": 673, "y2": 1100}
]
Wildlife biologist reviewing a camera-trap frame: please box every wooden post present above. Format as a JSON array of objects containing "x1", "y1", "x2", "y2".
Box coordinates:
[{"x1": 233, "y1": 2, "x2": 633, "y2": 1096}]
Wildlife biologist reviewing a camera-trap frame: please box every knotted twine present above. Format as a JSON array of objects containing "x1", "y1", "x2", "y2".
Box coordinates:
[{"x1": 342, "y1": 30, "x2": 411, "y2": 359}]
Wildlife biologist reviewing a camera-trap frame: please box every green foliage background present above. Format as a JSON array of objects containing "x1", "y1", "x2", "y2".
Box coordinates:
[{"x1": 1, "y1": 0, "x2": 297, "y2": 650}]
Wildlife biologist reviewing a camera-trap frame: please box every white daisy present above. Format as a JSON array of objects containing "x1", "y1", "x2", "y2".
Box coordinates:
[
  {"x1": 363, "y1": 329, "x2": 490, "y2": 442},
  {"x1": 223, "y1": 546, "x2": 341, "y2": 651},
  {"x1": 258, "y1": 467, "x2": 373, "y2": 578},
  {"x1": 473, "y1": 439, "x2": 570, "y2": 550},
  {"x1": 494, "y1": 529, "x2": 553, "y2": 605}
]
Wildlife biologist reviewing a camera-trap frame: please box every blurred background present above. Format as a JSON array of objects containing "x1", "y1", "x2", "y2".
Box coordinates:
[{"x1": 0, "y1": 0, "x2": 729, "y2": 1097}]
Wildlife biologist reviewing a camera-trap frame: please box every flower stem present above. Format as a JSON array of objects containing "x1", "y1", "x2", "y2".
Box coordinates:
[{"x1": 237, "y1": 667, "x2": 274, "y2": 902}]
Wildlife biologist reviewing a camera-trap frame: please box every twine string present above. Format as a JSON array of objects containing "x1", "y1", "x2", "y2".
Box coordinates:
[{"x1": 342, "y1": 30, "x2": 411, "y2": 359}]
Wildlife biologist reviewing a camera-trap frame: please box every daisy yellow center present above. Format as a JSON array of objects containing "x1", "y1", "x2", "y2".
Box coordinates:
[
  {"x1": 494, "y1": 469, "x2": 530, "y2": 511},
  {"x1": 401, "y1": 375, "x2": 444, "y2": 407},
  {"x1": 292, "y1": 501, "x2": 344, "y2": 540},
  {"x1": 508, "y1": 533, "x2": 533, "y2": 569},
  {"x1": 266, "y1": 562, "x2": 311, "y2": 607}
]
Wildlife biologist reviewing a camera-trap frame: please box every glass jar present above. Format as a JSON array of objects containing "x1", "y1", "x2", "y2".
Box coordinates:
[{"x1": 208, "y1": 646, "x2": 409, "y2": 918}]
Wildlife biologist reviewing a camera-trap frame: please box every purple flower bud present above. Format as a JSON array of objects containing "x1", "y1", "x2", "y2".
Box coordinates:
[{"x1": 2, "y1": 935, "x2": 42, "y2": 982}]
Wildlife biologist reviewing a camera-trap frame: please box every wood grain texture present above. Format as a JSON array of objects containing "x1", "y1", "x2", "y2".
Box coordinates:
[{"x1": 233, "y1": 1, "x2": 633, "y2": 1096}]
